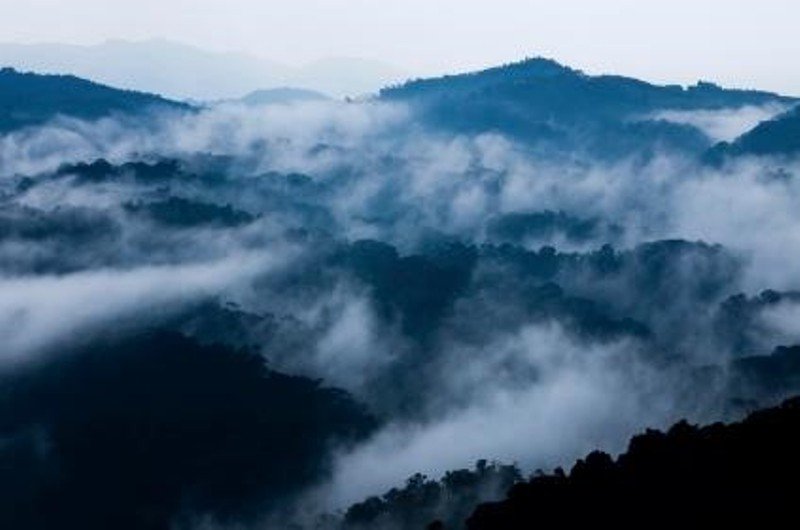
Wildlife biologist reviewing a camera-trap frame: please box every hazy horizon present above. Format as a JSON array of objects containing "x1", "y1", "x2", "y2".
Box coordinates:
[{"x1": 3, "y1": 0, "x2": 800, "y2": 96}]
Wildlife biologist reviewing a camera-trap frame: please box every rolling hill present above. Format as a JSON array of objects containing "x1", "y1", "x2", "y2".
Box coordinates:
[
  {"x1": 0, "y1": 67, "x2": 188, "y2": 132},
  {"x1": 381, "y1": 58, "x2": 797, "y2": 158}
]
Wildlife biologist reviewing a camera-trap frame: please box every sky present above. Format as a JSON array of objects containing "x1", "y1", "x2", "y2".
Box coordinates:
[{"x1": 2, "y1": 0, "x2": 799, "y2": 94}]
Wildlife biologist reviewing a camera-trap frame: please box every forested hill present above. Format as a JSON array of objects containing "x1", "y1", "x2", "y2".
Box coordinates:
[
  {"x1": 380, "y1": 58, "x2": 797, "y2": 157},
  {"x1": 382, "y1": 57, "x2": 793, "y2": 116},
  {"x1": 0, "y1": 67, "x2": 189, "y2": 131}
]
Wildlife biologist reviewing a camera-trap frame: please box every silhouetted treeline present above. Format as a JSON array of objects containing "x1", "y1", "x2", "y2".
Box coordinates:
[
  {"x1": 466, "y1": 396, "x2": 800, "y2": 529},
  {"x1": 341, "y1": 461, "x2": 521, "y2": 530}
]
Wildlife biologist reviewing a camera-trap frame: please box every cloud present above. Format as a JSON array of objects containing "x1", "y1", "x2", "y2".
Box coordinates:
[
  {"x1": 670, "y1": 160, "x2": 800, "y2": 290},
  {"x1": 0, "y1": 101, "x2": 409, "y2": 177},
  {"x1": 3, "y1": 96, "x2": 800, "y2": 526},
  {"x1": 0, "y1": 253, "x2": 280, "y2": 362},
  {"x1": 320, "y1": 324, "x2": 676, "y2": 509}
]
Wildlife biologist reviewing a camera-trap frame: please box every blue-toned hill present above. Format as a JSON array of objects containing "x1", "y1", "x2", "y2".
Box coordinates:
[
  {"x1": 0, "y1": 67, "x2": 188, "y2": 132},
  {"x1": 706, "y1": 104, "x2": 800, "y2": 162},
  {"x1": 381, "y1": 58, "x2": 796, "y2": 157}
]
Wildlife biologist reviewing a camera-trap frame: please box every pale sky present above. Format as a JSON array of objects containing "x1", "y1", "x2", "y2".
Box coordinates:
[{"x1": 2, "y1": 0, "x2": 799, "y2": 94}]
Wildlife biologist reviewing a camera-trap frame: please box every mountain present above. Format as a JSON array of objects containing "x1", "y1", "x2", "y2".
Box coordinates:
[
  {"x1": 0, "y1": 40, "x2": 408, "y2": 100},
  {"x1": 705, "y1": 104, "x2": 800, "y2": 162},
  {"x1": 465, "y1": 395, "x2": 800, "y2": 529},
  {"x1": 236, "y1": 87, "x2": 330, "y2": 106},
  {"x1": 380, "y1": 58, "x2": 797, "y2": 158},
  {"x1": 0, "y1": 67, "x2": 188, "y2": 132}
]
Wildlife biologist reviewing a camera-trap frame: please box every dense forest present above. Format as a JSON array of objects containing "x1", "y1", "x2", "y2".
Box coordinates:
[
  {"x1": 0, "y1": 67, "x2": 185, "y2": 131},
  {"x1": 1, "y1": 59, "x2": 800, "y2": 529},
  {"x1": 467, "y1": 396, "x2": 800, "y2": 529}
]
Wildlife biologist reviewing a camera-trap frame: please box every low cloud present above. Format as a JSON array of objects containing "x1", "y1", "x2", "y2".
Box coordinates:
[
  {"x1": 0, "y1": 253, "x2": 280, "y2": 362},
  {"x1": 652, "y1": 103, "x2": 789, "y2": 142},
  {"x1": 2, "y1": 96, "x2": 800, "y2": 526},
  {"x1": 321, "y1": 324, "x2": 675, "y2": 509}
]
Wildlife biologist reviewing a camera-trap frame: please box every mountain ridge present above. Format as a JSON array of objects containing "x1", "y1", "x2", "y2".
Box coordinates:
[
  {"x1": 0, "y1": 40, "x2": 408, "y2": 99},
  {"x1": 380, "y1": 57, "x2": 797, "y2": 158},
  {"x1": 0, "y1": 66, "x2": 188, "y2": 132}
]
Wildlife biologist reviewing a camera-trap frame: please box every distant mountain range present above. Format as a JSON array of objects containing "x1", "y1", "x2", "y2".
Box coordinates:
[
  {"x1": 235, "y1": 87, "x2": 330, "y2": 106},
  {"x1": 0, "y1": 40, "x2": 408, "y2": 100}
]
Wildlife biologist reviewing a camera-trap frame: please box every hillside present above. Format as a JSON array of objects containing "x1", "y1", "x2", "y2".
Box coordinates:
[
  {"x1": 0, "y1": 331, "x2": 376, "y2": 530},
  {"x1": 466, "y1": 396, "x2": 800, "y2": 529},
  {"x1": 381, "y1": 58, "x2": 796, "y2": 157},
  {"x1": 0, "y1": 67, "x2": 187, "y2": 131},
  {"x1": 706, "y1": 104, "x2": 800, "y2": 162},
  {"x1": 0, "y1": 40, "x2": 407, "y2": 99}
]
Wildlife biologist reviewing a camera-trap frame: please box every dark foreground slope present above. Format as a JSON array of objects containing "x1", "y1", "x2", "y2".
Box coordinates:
[
  {"x1": 0, "y1": 67, "x2": 188, "y2": 131},
  {"x1": 467, "y1": 396, "x2": 800, "y2": 530},
  {"x1": 0, "y1": 331, "x2": 375, "y2": 530}
]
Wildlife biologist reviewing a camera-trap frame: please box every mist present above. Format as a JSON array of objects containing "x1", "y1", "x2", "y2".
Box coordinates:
[{"x1": 2, "y1": 73, "x2": 800, "y2": 529}]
